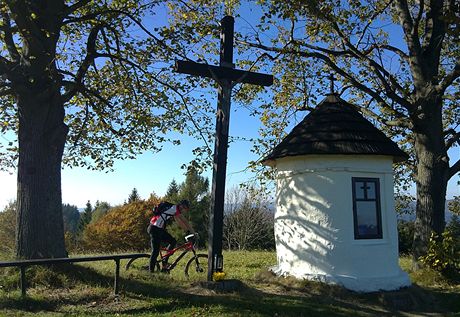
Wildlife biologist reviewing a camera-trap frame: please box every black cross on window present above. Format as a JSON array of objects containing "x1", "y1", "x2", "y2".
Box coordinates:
[{"x1": 360, "y1": 183, "x2": 371, "y2": 198}]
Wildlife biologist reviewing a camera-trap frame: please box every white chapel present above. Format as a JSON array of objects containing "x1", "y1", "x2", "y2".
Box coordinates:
[{"x1": 262, "y1": 93, "x2": 411, "y2": 292}]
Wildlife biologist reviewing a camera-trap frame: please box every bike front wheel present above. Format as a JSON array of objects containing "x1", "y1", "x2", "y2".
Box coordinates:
[{"x1": 184, "y1": 254, "x2": 208, "y2": 279}]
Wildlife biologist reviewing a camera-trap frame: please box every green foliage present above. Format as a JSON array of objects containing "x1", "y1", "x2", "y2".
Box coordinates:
[
  {"x1": 77, "y1": 201, "x2": 93, "y2": 235},
  {"x1": 127, "y1": 188, "x2": 141, "y2": 204},
  {"x1": 62, "y1": 204, "x2": 81, "y2": 252},
  {"x1": 448, "y1": 196, "x2": 460, "y2": 215},
  {"x1": 447, "y1": 214, "x2": 460, "y2": 238},
  {"x1": 419, "y1": 230, "x2": 460, "y2": 275},
  {"x1": 0, "y1": 202, "x2": 84, "y2": 256},
  {"x1": 90, "y1": 201, "x2": 111, "y2": 224},
  {"x1": 0, "y1": 1, "x2": 213, "y2": 172},
  {"x1": 164, "y1": 179, "x2": 180, "y2": 202},
  {"x1": 397, "y1": 220, "x2": 414, "y2": 255},
  {"x1": 177, "y1": 169, "x2": 210, "y2": 246},
  {"x1": 82, "y1": 199, "x2": 159, "y2": 252},
  {"x1": 395, "y1": 195, "x2": 415, "y2": 216},
  {"x1": 0, "y1": 201, "x2": 16, "y2": 257},
  {"x1": 62, "y1": 204, "x2": 80, "y2": 235}
]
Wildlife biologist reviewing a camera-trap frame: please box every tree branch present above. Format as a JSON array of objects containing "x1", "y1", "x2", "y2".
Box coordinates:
[
  {"x1": 149, "y1": 74, "x2": 212, "y2": 152},
  {"x1": 0, "y1": 10, "x2": 20, "y2": 62},
  {"x1": 63, "y1": 8, "x2": 189, "y2": 60},
  {"x1": 422, "y1": 0, "x2": 444, "y2": 51},
  {"x1": 239, "y1": 39, "x2": 410, "y2": 121},
  {"x1": 445, "y1": 129, "x2": 460, "y2": 149},
  {"x1": 413, "y1": 0, "x2": 424, "y2": 44},
  {"x1": 395, "y1": 0, "x2": 424, "y2": 78},
  {"x1": 371, "y1": 44, "x2": 409, "y2": 62},
  {"x1": 449, "y1": 159, "x2": 460, "y2": 179},
  {"x1": 5, "y1": 0, "x2": 46, "y2": 56},
  {"x1": 326, "y1": 17, "x2": 411, "y2": 110},
  {"x1": 356, "y1": 0, "x2": 394, "y2": 47},
  {"x1": 61, "y1": 23, "x2": 106, "y2": 101},
  {"x1": 63, "y1": 0, "x2": 92, "y2": 16},
  {"x1": 70, "y1": 101, "x2": 90, "y2": 148},
  {"x1": 437, "y1": 61, "x2": 460, "y2": 94}
]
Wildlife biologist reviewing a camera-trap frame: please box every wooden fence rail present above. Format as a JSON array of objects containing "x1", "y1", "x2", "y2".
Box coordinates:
[{"x1": 0, "y1": 253, "x2": 150, "y2": 296}]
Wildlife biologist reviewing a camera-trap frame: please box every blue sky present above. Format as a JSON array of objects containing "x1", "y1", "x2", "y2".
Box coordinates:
[
  {"x1": 1, "y1": 106, "x2": 459, "y2": 210},
  {"x1": 0, "y1": 105, "x2": 266, "y2": 209},
  {"x1": 1, "y1": 2, "x2": 459, "y2": 209}
]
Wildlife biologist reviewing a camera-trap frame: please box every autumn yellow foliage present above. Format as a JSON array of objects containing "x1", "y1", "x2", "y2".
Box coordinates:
[{"x1": 83, "y1": 197, "x2": 160, "y2": 252}]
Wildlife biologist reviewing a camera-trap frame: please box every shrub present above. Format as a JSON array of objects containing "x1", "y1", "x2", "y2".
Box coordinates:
[
  {"x1": 0, "y1": 201, "x2": 16, "y2": 257},
  {"x1": 397, "y1": 220, "x2": 414, "y2": 255},
  {"x1": 419, "y1": 229, "x2": 460, "y2": 275},
  {"x1": 223, "y1": 187, "x2": 275, "y2": 251},
  {"x1": 82, "y1": 198, "x2": 159, "y2": 252}
]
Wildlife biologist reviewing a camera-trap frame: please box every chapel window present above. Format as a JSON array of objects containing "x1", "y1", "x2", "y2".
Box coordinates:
[{"x1": 352, "y1": 177, "x2": 382, "y2": 239}]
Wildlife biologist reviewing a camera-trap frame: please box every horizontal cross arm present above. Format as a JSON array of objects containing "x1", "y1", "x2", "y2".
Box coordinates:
[{"x1": 174, "y1": 60, "x2": 273, "y2": 86}]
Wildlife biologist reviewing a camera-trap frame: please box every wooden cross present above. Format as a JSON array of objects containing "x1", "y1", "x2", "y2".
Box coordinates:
[{"x1": 174, "y1": 16, "x2": 273, "y2": 281}]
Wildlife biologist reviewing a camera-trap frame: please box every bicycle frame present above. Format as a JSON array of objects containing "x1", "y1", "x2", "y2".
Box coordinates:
[{"x1": 158, "y1": 239, "x2": 197, "y2": 271}]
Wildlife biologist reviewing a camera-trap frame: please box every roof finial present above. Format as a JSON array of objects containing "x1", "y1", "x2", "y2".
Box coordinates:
[{"x1": 329, "y1": 73, "x2": 335, "y2": 95}]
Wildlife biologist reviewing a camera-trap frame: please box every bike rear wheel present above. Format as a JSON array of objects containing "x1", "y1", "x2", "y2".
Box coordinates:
[{"x1": 184, "y1": 254, "x2": 208, "y2": 279}]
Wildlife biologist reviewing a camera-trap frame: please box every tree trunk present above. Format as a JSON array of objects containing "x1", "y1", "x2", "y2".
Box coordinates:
[
  {"x1": 15, "y1": 81, "x2": 68, "y2": 259},
  {"x1": 411, "y1": 96, "x2": 449, "y2": 262}
]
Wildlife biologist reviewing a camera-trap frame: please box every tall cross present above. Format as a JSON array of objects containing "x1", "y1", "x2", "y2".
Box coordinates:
[
  {"x1": 329, "y1": 73, "x2": 336, "y2": 94},
  {"x1": 175, "y1": 16, "x2": 273, "y2": 281}
]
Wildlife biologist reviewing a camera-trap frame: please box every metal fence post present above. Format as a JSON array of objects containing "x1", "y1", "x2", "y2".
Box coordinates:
[
  {"x1": 114, "y1": 259, "x2": 120, "y2": 295},
  {"x1": 19, "y1": 266, "x2": 26, "y2": 297}
]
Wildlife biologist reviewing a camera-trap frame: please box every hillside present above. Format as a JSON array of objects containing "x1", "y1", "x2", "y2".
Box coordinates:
[{"x1": 398, "y1": 200, "x2": 457, "y2": 223}]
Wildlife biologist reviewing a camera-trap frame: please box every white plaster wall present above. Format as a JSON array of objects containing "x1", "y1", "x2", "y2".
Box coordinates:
[{"x1": 272, "y1": 155, "x2": 411, "y2": 292}]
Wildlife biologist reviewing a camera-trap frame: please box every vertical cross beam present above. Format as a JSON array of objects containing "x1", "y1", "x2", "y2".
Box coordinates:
[
  {"x1": 207, "y1": 15, "x2": 234, "y2": 281},
  {"x1": 174, "y1": 15, "x2": 273, "y2": 282}
]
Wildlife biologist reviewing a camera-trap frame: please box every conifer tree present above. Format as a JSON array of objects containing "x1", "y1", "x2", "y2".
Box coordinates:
[
  {"x1": 78, "y1": 201, "x2": 93, "y2": 235},
  {"x1": 178, "y1": 169, "x2": 210, "y2": 246},
  {"x1": 62, "y1": 204, "x2": 80, "y2": 235},
  {"x1": 164, "y1": 179, "x2": 180, "y2": 203},
  {"x1": 91, "y1": 201, "x2": 111, "y2": 223},
  {"x1": 128, "y1": 188, "x2": 141, "y2": 204}
]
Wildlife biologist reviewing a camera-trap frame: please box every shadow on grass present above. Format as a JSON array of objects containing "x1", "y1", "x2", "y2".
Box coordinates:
[
  {"x1": 101, "y1": 271, "x2": 460, "y2": 317},
  {"x1": 0, "y1": 265, "x2": 459, "y2": 317},
  {"x1": 0, "y1": 263, "x2": 117, "y2": 312}
]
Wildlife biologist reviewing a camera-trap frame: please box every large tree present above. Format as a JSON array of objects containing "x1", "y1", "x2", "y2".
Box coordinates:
[
  {"x1": 0, "y1": 1, "x2": 208, "y2": 259},
  {"x1": 159, "y1": 0, "x2": 460, "y2": 261}
]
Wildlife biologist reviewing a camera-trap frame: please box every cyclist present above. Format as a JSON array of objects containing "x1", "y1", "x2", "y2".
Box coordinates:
[{"x1": 147, "y1": 199, "x2": 195, "y2": 272}]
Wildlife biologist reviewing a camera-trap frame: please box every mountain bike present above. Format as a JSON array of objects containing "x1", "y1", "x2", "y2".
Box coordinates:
[{"x1": 127, "y1": 233, "x2": 208, "y2": 278}]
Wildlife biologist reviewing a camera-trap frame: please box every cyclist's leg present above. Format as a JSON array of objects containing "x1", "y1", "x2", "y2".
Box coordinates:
[
  {"x1": 161, "y1": 230, "x2": 176, "y2": 267},
  {"x1": 149, "y1": 225, "x2": 162, "y2": 272}
]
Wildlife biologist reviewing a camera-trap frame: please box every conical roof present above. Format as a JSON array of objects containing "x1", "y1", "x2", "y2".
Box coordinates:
[{"x1": 262, "y1": 94, "x2": 408, "y2": 164}]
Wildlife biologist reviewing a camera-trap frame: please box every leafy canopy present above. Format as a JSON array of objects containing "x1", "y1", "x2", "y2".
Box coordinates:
[
  {"x1": 0, "y1": 0, "x2": 216, "y2": 172},
  {"x1": 156, "y1": 0, "x2": 460, "y2": 189}
]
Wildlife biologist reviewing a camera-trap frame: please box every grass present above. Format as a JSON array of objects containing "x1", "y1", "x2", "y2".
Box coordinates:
[{"x1": 0, "y1": 250, "x2": 459, "y2": 316}]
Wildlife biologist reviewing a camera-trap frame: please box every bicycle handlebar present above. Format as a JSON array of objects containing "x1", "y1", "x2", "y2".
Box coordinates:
[{"x1": 184, "y1": 233, "x2": 198, "y2": 242}]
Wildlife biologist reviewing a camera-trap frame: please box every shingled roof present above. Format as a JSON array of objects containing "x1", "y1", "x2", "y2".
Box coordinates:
[{"x1": 262, "y1": 94, "x2": 409, "y2": 164}]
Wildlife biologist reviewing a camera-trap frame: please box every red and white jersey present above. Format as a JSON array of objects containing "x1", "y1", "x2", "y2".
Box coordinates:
[{"x1": 150, "y1": 205, "x2": 180, "y2": 229}]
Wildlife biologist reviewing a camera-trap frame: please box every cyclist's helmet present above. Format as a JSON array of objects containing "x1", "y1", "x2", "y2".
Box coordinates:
[{"x1": 179, "y1": 199, "x2": 190, "y2": 209}]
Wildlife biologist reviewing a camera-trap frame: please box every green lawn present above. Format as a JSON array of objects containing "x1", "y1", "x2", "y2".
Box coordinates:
[{"x1": 0, "y1": 251, "x2": 459, "y2": 316}]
